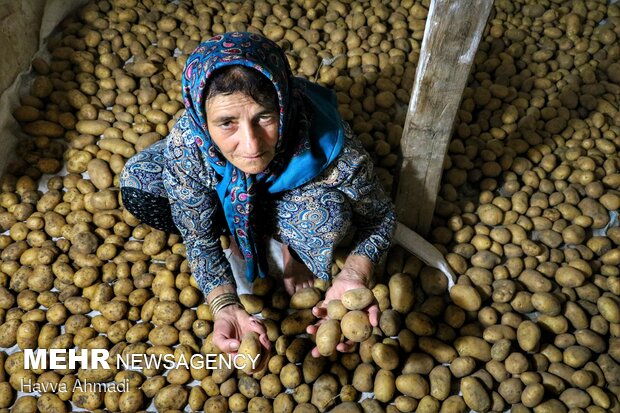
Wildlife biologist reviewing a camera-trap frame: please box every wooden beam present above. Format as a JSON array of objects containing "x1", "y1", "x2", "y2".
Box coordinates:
[{"x1": 395, "y1": 0, "x2": 493, "y2": 235}]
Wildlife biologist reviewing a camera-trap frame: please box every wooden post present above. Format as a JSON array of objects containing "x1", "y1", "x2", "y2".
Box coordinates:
[{"x1": 394, "y1": 0, "x2": 493, "y2": 235}]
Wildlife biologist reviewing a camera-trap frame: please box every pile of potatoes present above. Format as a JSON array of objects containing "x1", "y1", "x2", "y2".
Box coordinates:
[{"x1": 0, "y1": 0, "x2": 619, "y2": 411}]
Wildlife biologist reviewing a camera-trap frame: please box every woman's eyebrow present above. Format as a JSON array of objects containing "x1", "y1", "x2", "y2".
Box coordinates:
[
  {"x1": 212, "y1": 115, "x2": 237, "y2": 123},
  {"x1": 254, "y1": 108, "x2": 278, "y2": 118}
]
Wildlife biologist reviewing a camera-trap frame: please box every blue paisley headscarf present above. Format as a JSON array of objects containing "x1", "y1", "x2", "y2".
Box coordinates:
[{"x1": 181, "y1": 32, "x2": 345, "y2": 282}]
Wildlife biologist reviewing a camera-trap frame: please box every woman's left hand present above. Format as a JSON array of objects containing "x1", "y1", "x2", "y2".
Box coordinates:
[{"x1": 306, "y1": 256, "x2": 380, "y2": 357}]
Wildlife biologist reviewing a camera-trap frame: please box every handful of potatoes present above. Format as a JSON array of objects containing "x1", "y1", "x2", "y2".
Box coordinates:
[{"x1": 293, "y1": 287, "x2": 375, "y2": 357}]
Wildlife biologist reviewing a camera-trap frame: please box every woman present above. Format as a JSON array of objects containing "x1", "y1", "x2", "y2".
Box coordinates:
[{"x1": 120, "y1": 32, "x2": 396, "y2": 356}]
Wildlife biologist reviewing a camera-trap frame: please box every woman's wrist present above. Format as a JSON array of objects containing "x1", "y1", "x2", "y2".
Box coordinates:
[
  {"x1": 215, "y1": 301, "x2": 244, "y2": 319},
  {"x1": 207, "y1": 284, "x2": 241, "y2": 317},
  {"x1": 340, "y1": 254, "x2": 374, "y2": 286}
]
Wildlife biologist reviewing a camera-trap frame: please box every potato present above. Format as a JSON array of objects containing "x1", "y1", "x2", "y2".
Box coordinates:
[
  {"x1": 340, "y1": 310, "x2": 372, "y2": 342},
  {"x1": 260, "y1": 374, "x2": 282, "y2": 399},
  {"x1": 142, "y1": 229, "x2": 167, "y2": 256},
  {"x1": 379, "y1": 309, "x2": 401, "y2": 336},
  {"x1": 12, "y1": 395, "x2": 38, "y2": 412},
  {"x1": 555, "y1": 265, "x2": 586, "y2": 288},
  {"x1": 100, "y1": 301, "x2": 128, "y2": 322},
  {"x1": 521, "y1": 383, "x2": 545, "y2": 408},
  {"x1": 76, "y1": 120, "x2": 110, "y2": 136},
  {"x1": 424, "y1": 366, "x2": 449, "y2": 402},
  {"x1": 311, "y1": 374, "x2": 339, "y2": 412},
  {"x1": 327, "y1": 300, "x2": 347, "y2": 320},
  {"x1": 533, "y1": 398, "x2": 568, "y2": 413},
  {"x1": 450, "y1": 356, "x2": 477, "y2": 378},
  {"x1": 401, "y1": 353, "x2": 433, "y2": 376},
  {"x1": 148, "y1": 325, "x2": 178, "y2": 346},
  {"x1": 375, "y1": 91, "x2": 396, "y2": 109},
  {"x1": 461, "y1": 377, "x2": 491, "y2": 412},
  {"x1": 238, "y1": 332, "x2": 262, "y2": 374},
  {"x1": 279, "y1": 363, "x2": 302, "y2": 389},
  {"x1": 449, "y1": 284, "x2": 482, "y2": 311},
  {"x1": 189, "y1": 387, "x2": 208, "y2": 411},
  {"x1": 293, "y1": 384, "x2": 312, "y2": 404},
  {"x1": 247, "y1": 396, "x2": 273, "y2": 412},
  {"x1": 0, "y1": 319, "x2": 20, "y2": 347},
  {"x1": 372, "y1": 283, "x2": 391, "y2": 312},
  {"x1": 230, "y1": 393, "x2": 249, "y2": 412},
  {"x1": 371, "y1": 342, "x2": 399, "y2": 370},
  {"x1": 364, "y1": 366, "x2": 389, "y2": 402},
  {"x1": 597, "y1": 296, "x2": 620, "y2": 324},
  {"x1": 125, "y1": 59, "x2": 160, "y2": 77},
  {"x1": 290, "y1": 288, "x2": 321, "y2": 310},
  {"x1": 153, "y1": 300, "x2": 182, "y2": 325},
  {"x1": 281, "y1": 309, "x2": 316, "y2": 336},
  {"x1": 440, "y1": 395, "x2": 467, "y2": 413},
  {"x1": 517, "y1": 320, "x2": 541, "y2": 352},
  {"x1": 116, "y1": 387, "x2": 143, "y2": 413},
  {"x1": 563, "y1": 345, "x2": 592, "y2": 369},
  {"x1": 290, "y1": 402, "x2": 317, "y2": 413},
  {"x1": 16, "y1": 321, "x2": 39, "y2": 349},
  {"x1": 559, "y1": 388, "x2": 590, "y2": 409},
  {"x1": 418, "y1": 337, "x2": 457, "y2": 363},
  {"x1": 389, "y1": 273, "x2": 414, "y2": 313},
  {"x1": 531, "y1": 292, "x2": 561, "y2": 316},
  {"x1": 286, "y1": 337, "x2": 312, "y2": 364},
  {"x1": 98, "y1": 138, "x2": 135, "y2": 158},
  {"x1": 315, "y1": 319, "x2": 341, "y2": 357},
  {"x1": 38, "y1": 393, "x2": 68, "y2": 413},
  {"x1": 22, "y1": 120, "x2": 64, "y2": 138},
  {"x1": 417, "y1": 395, "x2": 441, "y2": 412},
  {"x1": 320, "y1": 402, "x2": 357, "y2": 413},
  {"x1": 154, "y1": 384, "x2": 188, "y2": 410},
  {"x1": 420, "y1": 266, "x2": 449, "y2": 295},
  {"x1": 341, "y1": 287, "x2": 374, "y2": 310},
  {"x1": 72, "y1": 387, "x2": 104, "y2": 410},
  {"x1": 454, "y1": 336, "x2": 491, "y2": 362},
  {"x1": 395, "y1": 374, "x2": 429, "y2": 399},
  {"x1": 478, "y1": 203, "x2": 504, "y2": 225},
  {"x1": 350, "y1": 362, "x2": 375, "y2": 393},
  {"x1": 519, "y1": 270, "x2": 553, "y2": 293},
  {"x1": 0, "y1": 381, "x2": 14, "y2": 408},
  {"x1": 391, "y1": 395, "x2": 417, "y2": 413},
  {"x1": 204, "y1": 395, "x2": 228, "y2": 412},
  {"x1": 0, "y1": 286, "x2": 16, "y2": 310}
]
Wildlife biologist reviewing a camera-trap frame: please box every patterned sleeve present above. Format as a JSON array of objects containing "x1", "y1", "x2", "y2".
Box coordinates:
[
  {"x1": 162, "y1": 118, "x2": 235, "y2": 296},
  {"x1": 328, "y1": 124, "x2": 397, "y2": 264}
]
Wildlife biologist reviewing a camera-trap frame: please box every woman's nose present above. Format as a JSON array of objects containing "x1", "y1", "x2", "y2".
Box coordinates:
[{"x1": 240, "y1": 123, "x2": 262, "y2": 152}]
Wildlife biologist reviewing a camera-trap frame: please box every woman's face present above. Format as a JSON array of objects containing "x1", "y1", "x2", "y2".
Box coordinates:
[{"x1": 206, "y1": 92, "x2": 279, "y2": 174}]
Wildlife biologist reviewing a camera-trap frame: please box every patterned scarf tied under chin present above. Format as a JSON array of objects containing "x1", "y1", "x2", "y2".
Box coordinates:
[{"x1": 181, "y1": 32, "x2": 345, "y2": 282}]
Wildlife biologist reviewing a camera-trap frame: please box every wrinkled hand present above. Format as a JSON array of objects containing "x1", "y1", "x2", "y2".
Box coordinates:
[
  {"x1": 306, "y1": 268, "x2": 380, "y2": 358},
  {"x1": 212, "y1": 304, "x2": 271, "y2": 360}
]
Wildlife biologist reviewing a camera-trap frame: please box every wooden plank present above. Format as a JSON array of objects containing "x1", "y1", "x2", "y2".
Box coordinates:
[{"x1": 394, "y1": 0, "x2": 494, "y2": 235}]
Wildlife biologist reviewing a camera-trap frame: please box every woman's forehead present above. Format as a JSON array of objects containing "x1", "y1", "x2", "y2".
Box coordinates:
[{"x1": 206, "y1": 93, "x2": 276, "y2": 116}]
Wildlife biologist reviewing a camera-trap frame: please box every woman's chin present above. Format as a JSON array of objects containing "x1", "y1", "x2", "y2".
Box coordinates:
[
  {"x1": 237, "y1": 162, "x2": 269, "y2": 175},
  {"x1": 233, "y1": 157, "x2": 273, "y2": 175}
]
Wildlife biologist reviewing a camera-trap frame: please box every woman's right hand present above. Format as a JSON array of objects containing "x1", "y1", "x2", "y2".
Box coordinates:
[{"x1": 212, "y1": 304, "x2": 271, "y2": 356}]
